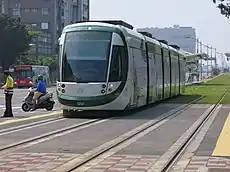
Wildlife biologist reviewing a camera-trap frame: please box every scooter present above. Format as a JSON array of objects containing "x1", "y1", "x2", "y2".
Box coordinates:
[{"x1": 21, "y1": 87, "x2": 55, "y2": 112}]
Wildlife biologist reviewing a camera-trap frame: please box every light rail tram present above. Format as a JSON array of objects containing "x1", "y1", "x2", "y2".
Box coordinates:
[{"x1": 56, "y1": 20, "x2": 187, "y2": 116}]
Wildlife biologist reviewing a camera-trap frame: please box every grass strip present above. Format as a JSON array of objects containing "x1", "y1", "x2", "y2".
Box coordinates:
[{"x1": 168, "y1": 74, "x2": 230, "y2": 104}]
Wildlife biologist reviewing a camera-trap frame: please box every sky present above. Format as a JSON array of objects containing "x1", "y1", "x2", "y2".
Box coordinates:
[{"x1": 90, "y1": 0, "x2": 230, "y2": 54}]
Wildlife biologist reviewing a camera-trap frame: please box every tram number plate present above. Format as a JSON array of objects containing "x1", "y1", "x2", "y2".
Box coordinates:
[{"x1": 77, "y1": 102, "x2": 84, "y2": 106}]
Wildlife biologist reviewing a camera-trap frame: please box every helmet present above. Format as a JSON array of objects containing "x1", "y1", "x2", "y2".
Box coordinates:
[
  {"x1": 3, "y1": 70, "x2": 9, "y2": 75},
  {"x1": 38, "y1": 75, "x2": 43, "y2": 80}
]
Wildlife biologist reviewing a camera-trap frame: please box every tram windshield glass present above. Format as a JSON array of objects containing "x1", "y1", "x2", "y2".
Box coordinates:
[{"x1": 62, "y1": 31, "x2": 112, "y2": 83}]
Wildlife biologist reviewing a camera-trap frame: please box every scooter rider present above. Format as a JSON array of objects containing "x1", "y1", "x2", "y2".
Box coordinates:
[{"x1": 31, "y1": 75, "x2": 46, "y2": 111}]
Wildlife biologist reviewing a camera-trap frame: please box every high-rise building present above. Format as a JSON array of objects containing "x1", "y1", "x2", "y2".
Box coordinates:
[
  {"x1": 137, "y1": 25, "x2": 196, "y2": 53},
  {"x1": 0, "y1": 0, "x2": 90, "y2": 56}
]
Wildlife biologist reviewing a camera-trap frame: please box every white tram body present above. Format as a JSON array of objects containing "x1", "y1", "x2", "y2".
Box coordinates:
[{"x1": 56, "y1": 20, "x2": 187, "y2": 113}]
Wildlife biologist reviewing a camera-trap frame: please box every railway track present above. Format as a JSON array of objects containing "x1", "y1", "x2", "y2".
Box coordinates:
[
  {"x1": 0, "y1": 117, "x2": 108, "y2": 156},
  {"x1": 0, "y1": 101, "x2": 190, "y2": 157},
  {"x1": 0, "y1": 117, "x2": 64, "y2": 135},
  {"x1": 50, "y1": 96, "x2": 206, "y2": 172},
  {"x1": 50, "y1": 91, "x2": 226, "y2": 172},
  {"x1": 157, "y1": 90, "x2": 229, "y2": 172},
  {"x1": 0, "y1": 94, "x2": 214, "y2": 172}
]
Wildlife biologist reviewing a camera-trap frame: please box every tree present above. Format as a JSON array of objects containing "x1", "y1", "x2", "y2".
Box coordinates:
[
  {"x1": 0, "y1": 15, "x2": 32, "y2": 70},
  {"x1": 14, "y1": 30, "x2": 41, "y2": 65},
  {"x1": 38, "y1": 56, "x2": 58, "y2": 82},
  {"x1": 213, "y1": 0, "x2": 230, "y2": 18},
  {"x1": 15, "y1": 54, "x2": 39, "y2": 65},
  {"x1": 38, "y1": 56, "x2": 57, "y2": 71}
]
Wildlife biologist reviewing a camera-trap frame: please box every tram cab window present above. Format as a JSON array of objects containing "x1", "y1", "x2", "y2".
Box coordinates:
[
  {"x1": 109, "y1": 45, "x2": 125, "y2": 82},
  {"x1": 57, "y1": 45, "x2": 62, "y2": 81}
]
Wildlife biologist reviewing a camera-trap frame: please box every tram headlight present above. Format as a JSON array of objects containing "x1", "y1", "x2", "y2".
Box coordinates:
[
  {"x1": 109, "y1": 84, "x2": 113, "y2": 88},
  {"x1": 57, "y1": 83, "x2": 61, "y2": 87}
]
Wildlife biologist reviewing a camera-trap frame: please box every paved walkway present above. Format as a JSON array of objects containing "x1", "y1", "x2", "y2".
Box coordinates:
[
  {"x1": 67, "y1": 154, "x2": 230, "y2": 172},
  {"x1": 1, "y1": 153, "x2": 230, "y2": 171},
  {"x1": 184, "y1": 156, "x2": 230, "y2": 171},
  {"x1": 0, "y1": 152, "x2": 79, "y2": 172}
]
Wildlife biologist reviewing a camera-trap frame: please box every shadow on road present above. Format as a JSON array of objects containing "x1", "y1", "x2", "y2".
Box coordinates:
[{"x1": 63, "y1": 95, "x2": 201, "y2": 120}]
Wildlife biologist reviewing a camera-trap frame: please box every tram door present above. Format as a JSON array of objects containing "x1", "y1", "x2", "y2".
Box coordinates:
[
  {"x1": 130, "y1": 48, "x2": 138, "y2": 107},
  {"x1": 147, "y1": 43, "x2": 157, "y2": 103},
  {"x1": 131, "y1": 47, "x2": 148, "y2": 107},
  {"x1": 148, "y1": 53, "x2": 157, "y2": 103}
]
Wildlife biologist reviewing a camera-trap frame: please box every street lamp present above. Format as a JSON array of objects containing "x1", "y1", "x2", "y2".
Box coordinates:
[
  {"x1": 28, "y1": 43, "x2": 38, "y2": 60},
  {"x1": 184, "y1": 36, "x2": 200, "y2": 53}
]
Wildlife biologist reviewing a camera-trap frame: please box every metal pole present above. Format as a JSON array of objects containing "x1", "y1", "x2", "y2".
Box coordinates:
[
  {"x1": 196, "y1": 38, "x2": 199, "y2": 53},
  {"x1": 16, "y1": 0, "x2": 21, "y2": 18},
  {"x1": 207, "y1": 45, "x2": 209, "y2": 77},
  {"x1": 200, "y1": 41, "x2": 202, "y2": 53},
  {"x1": 1, "y1": 0, "x2": 5, "y2": 14},
  {"x1": 196, "y1": 38, "x2": 199, "y2": 81},
  {"x1": 214, "y1": 48, "x2": 217, "y2": 67},
  {"x1": 210, "y1": 46, "x2": 213, "y2": 76},
  {"x1": 19, "y1": 54, "x2": 21, "y2": 66},
  {"x1": 36, "y1": 36, "x2": 38, "y2": 60},
  {"x1": 200, "y1": 41, "x2": 203, "y2": 80}
]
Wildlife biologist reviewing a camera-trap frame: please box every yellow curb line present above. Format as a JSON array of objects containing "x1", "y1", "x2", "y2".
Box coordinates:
[{"x1": 0, "y1": 110, "x2": 62, "y2": 126}]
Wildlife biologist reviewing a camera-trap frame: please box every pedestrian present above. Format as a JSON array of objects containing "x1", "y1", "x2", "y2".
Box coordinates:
[{"x1": 1, "y1": 70, "x2": 13, "y2": 118}]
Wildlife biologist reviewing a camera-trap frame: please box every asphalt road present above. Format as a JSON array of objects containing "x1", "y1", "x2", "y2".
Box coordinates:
[{"x1": 0, "y1": 87, "x2": 59, "y2": 119}]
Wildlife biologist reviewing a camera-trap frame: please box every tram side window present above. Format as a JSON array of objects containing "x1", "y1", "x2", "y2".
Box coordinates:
[{"x1": 109, "y1": 45, "x2": 125, "y2": 82}]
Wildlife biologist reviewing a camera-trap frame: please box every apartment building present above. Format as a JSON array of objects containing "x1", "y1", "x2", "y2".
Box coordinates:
[
  {"x1": 138, "y1": 25, "x2": 197, "y2": 53},
  {"x1": 0, "y1": 0, "x2": 90, "y2": 56}
]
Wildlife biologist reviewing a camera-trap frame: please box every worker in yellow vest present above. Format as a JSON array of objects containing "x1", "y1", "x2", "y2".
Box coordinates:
[{"x1": 1, "y1": 70, "x2": 14, "y2": 118}]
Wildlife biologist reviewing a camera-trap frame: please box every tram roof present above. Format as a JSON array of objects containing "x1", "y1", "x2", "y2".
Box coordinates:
[{"x1": 62, "y1": 21, "x2": 208, "y2": 59}]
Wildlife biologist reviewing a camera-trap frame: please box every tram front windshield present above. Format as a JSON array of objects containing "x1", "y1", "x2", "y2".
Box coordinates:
[{"x1": 62, "y1": 31, "x2": 112, "y2": 83}]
